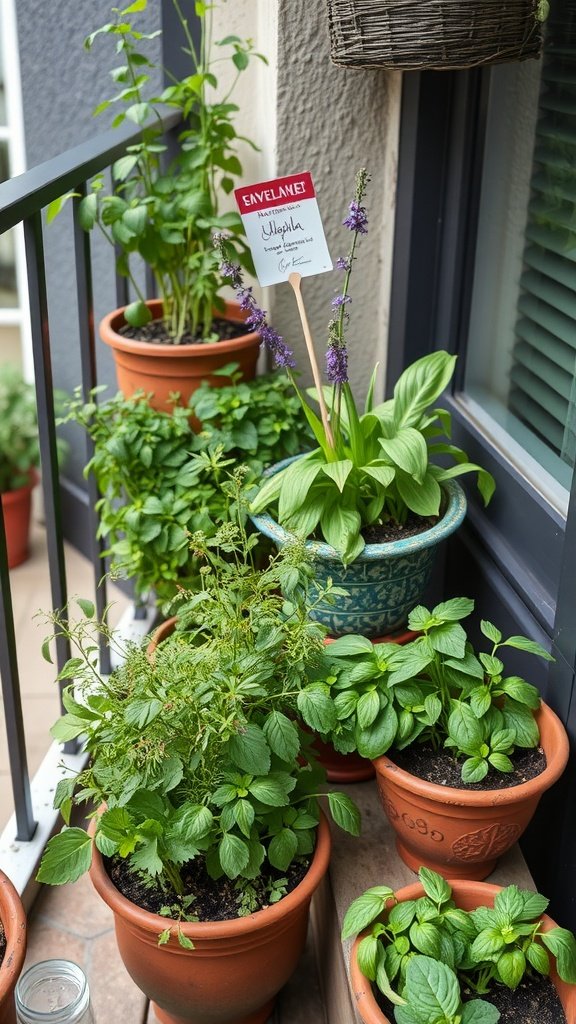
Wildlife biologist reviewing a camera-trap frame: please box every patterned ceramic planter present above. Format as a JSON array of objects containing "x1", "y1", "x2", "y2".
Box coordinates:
[{"x1": 250, "y1": 460, "x2": 467, "y2": 636}]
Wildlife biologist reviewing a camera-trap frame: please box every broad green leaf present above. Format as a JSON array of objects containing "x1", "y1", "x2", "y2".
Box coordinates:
[
  {"x1": 326, "y1": 634, "x2": 375, "y2": 657},
  {"x1": 497, "y1": 948, "x2": 525, "y2": 989},
  {"x1": 480, "y1": 620, "x2": 502, "y2": 644},
  {"x1": 409, "y1": 922, "x2": 442, "y2": 958},
  {"x1": 470, "y1": 927, "x2": 507, "y2": 960},
  {"x1": 263, "y1": 712, "x2": 300, "y2": 762},
  {"x1": 176, "y1": 804, "x2": 214, "y2": 842},
  {"x1": 321, "y1": 459, "x2": 354, "y2": 493},
  {"x1": 356, "y1": 703, "x2": 398, "y2": 759},
  {"x1": 430, "y1": 622, "x2": 467, "y2": 658},
  {"x1": 518, "y1": 891, "x2": 549, "y2": 920},
  {"x1": 498, "y1": 677, "x2": 541, "y2": 709},
  {"x1": 396, "y1": 469, "x2": 442, "y2": 517},
  {"x1": 124, "y1": 698, "x2": 163, "y2": 728},
  {"x1": 357, "y1": 689, "x2": 380, "y2": 729},
  {"x1": 494, "y1": 885, "x2": 525, "y2": 924},
  {"x1": 403, "y1": 954, "x2": 461, "y2": 1023},
  {"x1": 233, "y1": 799, "x2": 254, "y2": 838},
  {"x1": 393, "y1": 351, "x2": 456, "y2": 428},
  {"x1": 541, "y1": 927, "x2": 576, "y2": 982},
  {"x1": 448, "y1": 702, "x2": 484, "y2": 754},
  {"x1": 461, "y1": 1000, "x2": 501, "y2": 1024},
  {"x1": 379, "y1": 428, "x2": 428, "y2": 482},
  {"x1": 47, "y1": 192, "x2": 77, "y2": 223},
  {"x1": 432, "y1": 598, "x2": 475, "y2": 622},
  {"x1": 218, "y1": 833, "x2": 249, "y2": 879},
  {"x1": 341, "y1": 886, "x2": 395, "y2": 940},
  {"x1": 526, "y1": 941, "x2": 550, "y2": 975},
  {"x1": 250, "y1": 471, "x2": 284, "y2": 514},
  {"x1": 278, "y1": 456, "x2": 323, "y2": 522},
  {"x1": 37, "y1": 828, "x2": 92, "y2": 884},
  {"x1": 388, "y1": 899, "x2": 417, "y2": 933},
  {"x1": 326, "y1": 791, "x2": 361, "y2": 835},
  {"x1": 320, "y1": 501, "x2": 363, "y2": 564},
  {"x1": 248, "y1": 772, "x2": 295, "y2": 807},
  {"x1": 124, "y1": 300, "x2": 152, "y2": 328},
  {"x1": 501, "y1": 636, "x2": 554, "y2": 660},
  {"x1": 361, "y1": 462, "x2": 396, "y2": 490},
  {"x1": 297, "y1": 685, "x2": 337, "y2": 733},
  {"x1": 418, "y1": 867, "x2": 451, "y2": 906},
  {"x1": 268, "y1": 828, "x2": 298, "y2": 871},
  {"x1": 357, "y1": 933, "x2": 379, "y2": 981},
  {"x1": 501, "y1": 701, "x2": 540, "y2": 748},
  {"x1": 228, "y1": 723, "x2": 271, "y2": 775},
  {"x1": 461, "y1": 756, "x2": 488, "y2": 784}
]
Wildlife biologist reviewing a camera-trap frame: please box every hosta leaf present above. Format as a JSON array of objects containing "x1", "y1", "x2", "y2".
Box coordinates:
[
  {"x1": 395, "y1": 469, "x2": 442, "y2": 517},
  {"x1": 321, "y1": 459, "x2": 354, "y2": 493},
  {"x1": 379, "y1": 428, "x2": 428, "y2": 482},
  {"x1": 393, "y1": 351, "x2": 456, "y2": 428}
]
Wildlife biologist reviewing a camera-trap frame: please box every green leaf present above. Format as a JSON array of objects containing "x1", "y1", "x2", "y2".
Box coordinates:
[
  {"x1": 471, "y1": 927, "x2": 507, "y2": 960},
  {"x1": 480, "y1": 620, "x2": 502, "y2": 644},
  {"x1": 248, "y1": 772, "x2": 294, "y2": 807},
  {"x1": 494, "y1": 885, "x2": 525, "y2": 923},
  {"x1": 268, "y1": 828, "x2": 298, "y2": 871},
  {"x1": 297, "y1": 685, "x2": 337, "y2": 733},
  {"x1": 362, "y1": 463, "x2": 396, "y2": 489},
  {"x1": 526, "y1": 941, "x2": 550, "y2": 975},
  {"x1": 461, "y1": 1000, "x2": 501, "y2": 1024},
  {"x1": 395, "y1": 469, "x2": 442, "y2": 517},
  {"x1": 499, "y1": 677, "x2": 541, "y2": 709},
  {"x1": 46, "y1": 192, "x2": 77, "y2": 223},
  {"x1": 501, "y1": 636, "x2": 554, "y2": 660},
  {"x1": 341, "y1": 886, "x2": 395, "y2": 940},
  {"x1": 356, "y1": 703, "x2": 398, "y2": 759},
  {"x1": 409, "y1": 922, "x2": 442, "y2": 958},
  {"x1": 124, "y1": 300, "x2": 152, "y2": 328},
  {"x1": 379, "y1": 428, "x2": 428, "y2": 482},
  {"x1": 357, "y1": 933, "x2": 379, "y2": 981},
  {"x1": 326, "y1": 791, "x2": 361, "y2": 835},
  {"x1": 497, "y1": 948, "x2": 526, "y2": 989},
  {"x1": 76, "y1": 598, "x2": 96, "y2": 618},
  {"x1": 402, "y1": 954, "x2": 461, "y2": 1023},
  {"x1": 124, "y1": 698, "x2": 163, "y2": 728},
  {"x1": 430, "y1": 622, "x2": 467, "y2": 658},
  {"x1": 321, "y1": 459, "x2": 354, "y2": 493},
  {"x1": 518, "y1": 891, "x2": 549, "y2": 920},
  {"x1": 541, "y1": 927, "x2": 576, "y2": 982},
  {"x1": 418, "y1": 867, "x2": 451, "y2": 906},
  {"x1": 232, "y1": 799, "x2": 254, "y2": 838},
  {"x1": 228, "y1": 723, "x2": 271, "y2": 775},
  {"x1": 501, "y1": 701, "x2": 540, "y2": 748},
  {"x1": 357, "y1": 690, "x2": 380, "y2": 729},
  {"x1": 461, "y1": 756, "x2": 488, "y2": 784},
  {"x1": 37, "y1": 828, "x2": 92, "y2": 884},
  {"x1": 277, "y1": 456, "x2": 323, "y2": 522},
  {"x1": 218, "y1": 833, "x2": 249, "y2": 879},
  {"x1": 113, "y1": 154, "x2": 139, "y2": 181},
  {"x1": 448, "y1": 702, "x2": 484, "y2": 754},
  {"x1": 325, "y1": 634, "x2": 375, "y2": 657},
  {"x1": 393, "y1": 351, "x2": 456, "y2": 428},
  {"x1": 320, "y1": 501, "x2": 363, "y2": 564},
  {"x1": 263, "y1": 712, "x2": 300, "y2": 762}
]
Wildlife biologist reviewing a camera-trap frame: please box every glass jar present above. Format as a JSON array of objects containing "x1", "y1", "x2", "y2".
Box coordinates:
[{"x1": 15, "y1": 960, "x2": 95, "y2": 1024}]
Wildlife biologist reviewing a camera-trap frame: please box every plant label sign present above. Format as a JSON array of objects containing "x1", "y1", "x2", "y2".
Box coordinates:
[{"x1": 234, "y1": 172, "x2": 332, "y2": 287}]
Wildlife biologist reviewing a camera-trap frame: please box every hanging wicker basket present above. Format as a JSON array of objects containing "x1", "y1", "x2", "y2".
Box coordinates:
[{"x1": 326, "y1": 1, "x2": 544, "y2": 71}]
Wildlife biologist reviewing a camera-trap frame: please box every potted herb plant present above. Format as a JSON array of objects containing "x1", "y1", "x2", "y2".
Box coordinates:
[
  {"x1": 62, "y1": 369, "x2": 311, "y2": 610},
  {"x1": 308, "y1": 597, "x2": 569, "y2": 879},
  {"x1": 74, "y1": 0, "x2": 267, "y2": 411},
  {"x1": 36, "y1": 486, "x2": 360, "y2": 1024},
  {"x1": 215, "y1": 171, "x2": 495, "y2": 637},
  {"x1": 0, "y1": 364, "x2": 41, "y2": 569},
  {"x1": 343, "y1": 867, "x2": 576, "y2": 1024},
  {"x1": 0, "y1": 870, "x2": 27, "y2": 1024}
]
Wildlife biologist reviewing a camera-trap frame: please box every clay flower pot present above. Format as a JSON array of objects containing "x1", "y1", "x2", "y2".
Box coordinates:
[
  {"x1": 373, "y1": 701, "x2": 569, "y2": 880},
  {"x1": 316, "y1": 630, "x2": 418, "y2": 783},
  {"x1": 99, "y1": 298, "x2": 261, "y2": 415},
  {"x1": 89, "y1": 812, "x2": 331, "y2": 1024},
  {"x1": 1, "y1": 471, "x2": 37, "y2": 569},
  {"x1": 349, "y1": 878, "x2": 576, "y2": 1024},
  {"x1": 251, "y1": 459, "x2": 467, "y2": 637},
  {"x1": 0, "y1": 870, "x2": 27, "y2": 1024}
]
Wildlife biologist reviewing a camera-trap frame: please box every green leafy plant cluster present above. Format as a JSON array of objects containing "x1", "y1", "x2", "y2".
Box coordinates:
[
  {"x1": 342, "y1": 867, "x2": 576, "y2": 1024},
  {"x1": 0, "y1": 364, "x2": 68, "y2": 493},
  {"x1": 66, "y1": 0, "x2": 265, "y2": 340},
  {"x1": 302, "y1": 597, "x2": 552, "y2": 782},
  {"x1": 37, "y1": 495, "x2": 360, "y2": 933},
  {"x1": 61, "y1": 370, "x2": 311, "y2": 607},
  {"x1": 252, "y1": 350, "x2": 495, "y2": 564}
]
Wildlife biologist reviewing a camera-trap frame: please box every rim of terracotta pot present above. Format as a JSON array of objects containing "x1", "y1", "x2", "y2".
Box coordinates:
[
  {"x1": 250, "y1": 457, "x2": 467, "y2": 564},
  {"x1": 100, "y1": 298, "x2": 261, "y2": 358},
  {"x1": 373, "y1": 700, "x2": 569, "y2": 808},
  {"x1": 349, "y1": 878, "x2": 570, "y2": 1024},
  {"x1": 89, "y1": 809, "x2": 331, "y2": 941},
  {"x1": 0, "y1": 869, "x2": 27, "y2": 1007}
]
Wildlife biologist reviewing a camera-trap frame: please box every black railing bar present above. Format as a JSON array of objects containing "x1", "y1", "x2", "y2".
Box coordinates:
[
  {"x1": 0, "y1": 107, "x2": 181, "y2": 235},
  {"x1": 23, "y1": 212, "x2": 73, "y2": 734},
  {"x1": 72, "y1": 189, "x2": 112, "y2": 677},
  {"x1": 0, "y1": 506, "x2": 37, "y2": 841}
]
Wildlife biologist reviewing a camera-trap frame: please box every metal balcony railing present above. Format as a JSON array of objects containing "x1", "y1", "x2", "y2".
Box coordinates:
[{"x1": 0, "y1": 109, "x2": 180, "y2": 894}]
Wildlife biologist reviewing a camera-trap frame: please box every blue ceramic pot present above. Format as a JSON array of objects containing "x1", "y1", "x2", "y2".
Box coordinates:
[{"x1": 250, "y1": 459, "x2": 467, "y2": 637}]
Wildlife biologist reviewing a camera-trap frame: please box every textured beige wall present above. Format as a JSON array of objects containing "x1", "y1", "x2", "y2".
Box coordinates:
[{"x1": 214, "y1": 0, "x2": 401, "y2": 401}]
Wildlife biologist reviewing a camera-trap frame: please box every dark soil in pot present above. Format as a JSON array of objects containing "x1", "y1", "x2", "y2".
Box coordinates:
[
  {"x1": 107, "y1": 853, "x2": 311, "y2": 921},
  {"x1": 361, "y1": 510, "x2": 438, "y2": 545},
  {"x1": 0, "y1": 922, "x2": 5, "y2": 965},
  {"x1": 376, "y1": 974, "x2": 566, "y2": 1024},
  {"x1": 388, "y1": 743, "x2": 547, "y2": 790},
  {"x1": 119, "y1": 317, "x2": 249, "y2": 346}
]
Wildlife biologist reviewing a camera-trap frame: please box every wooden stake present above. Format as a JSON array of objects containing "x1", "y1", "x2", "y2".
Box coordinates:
[{"x1": 288, "y1": 273, "x2": 335, "y2": 451}]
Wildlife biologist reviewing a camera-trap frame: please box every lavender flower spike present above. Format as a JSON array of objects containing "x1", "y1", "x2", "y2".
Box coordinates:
[
  {"x1": 213, "y1": 233, "x2": 295, "y2": 370},
  {"x1": 331, "y1": 294, "x2": 351, "y2": 309},
  {"x1": 326, "y1": 341, "x2": 348, "y2": 385}
]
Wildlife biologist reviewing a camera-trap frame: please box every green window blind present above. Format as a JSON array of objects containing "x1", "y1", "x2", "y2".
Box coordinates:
[{"x1": 509, "y1": 3, "x2": 576, "y2": 466}]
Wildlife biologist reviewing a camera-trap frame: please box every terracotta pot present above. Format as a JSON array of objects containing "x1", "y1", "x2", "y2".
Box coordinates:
[
  {"x1": 251, "y1": 458, "x2": 467, "y2": 637},
  {"x1": 316, "y1": 630, "x2": 418, "y2": 783},
  {"x1": 349, "y1": 878, "x2": 576, "y2": 1024},
  {"x1": 1, "y1": 471, "x2": 37, "y2": 569},
  {"x1": 372, "y1": 701, "x2": 569, "y2": 880},
  {"x1": 0, "y1": 870, "x2": 27, "y2": 1024},
  {"x1": 89, "y1": 812, "x2": 331, "y2": 1024},
  {"x1": 99, "y1": 298, "x2": 261, "y2": 416}
]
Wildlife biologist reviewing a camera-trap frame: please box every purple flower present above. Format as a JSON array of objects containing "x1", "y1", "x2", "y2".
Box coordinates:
[
  {"x1": 331, "y1": 294, "x2": 351, "y2": 309},
  {"x1": 343, "y1": 199, "x2": 368, "y2": 235},
  {"x1": 213, "y1": 234, "x2": 295, "y2": 370},
  {"x1": 336, "y1": 256, "x2": 351, "y2": 271},
  {"x1": 326, "y1": 343, "x2": 348, "y2": 384}
]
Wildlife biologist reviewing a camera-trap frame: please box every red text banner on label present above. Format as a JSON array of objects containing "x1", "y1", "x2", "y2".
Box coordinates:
[{"x1": 235, "y1": 172, "x2": 316, "y2": 214}]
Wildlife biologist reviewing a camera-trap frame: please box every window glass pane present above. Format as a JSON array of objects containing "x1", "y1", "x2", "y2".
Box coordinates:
[{"x1": 464, "y1": 2, "x2": 576, "y2": 501}]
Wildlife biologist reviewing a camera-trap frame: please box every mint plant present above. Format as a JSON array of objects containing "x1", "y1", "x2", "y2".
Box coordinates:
[
  {"x1": 37, "y1": 493, "x2": 360, "y2": 914},
  {"x1": 343, "y1": 867, "x2": 576, "y2": 1022},
  {"x1": 304, "y1": 597, "x2": 553, "y2": 782},
  {"x1": 60, "y1": 370, "x2": 311, "y2": 608}
]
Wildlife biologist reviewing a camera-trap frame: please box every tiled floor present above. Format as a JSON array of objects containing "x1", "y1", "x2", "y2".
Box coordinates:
[{"x1": 3, "y1": 523, "x2": 325, "y2": 1023}]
